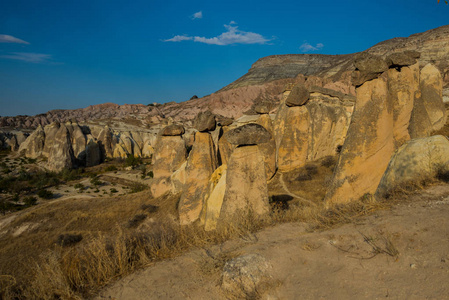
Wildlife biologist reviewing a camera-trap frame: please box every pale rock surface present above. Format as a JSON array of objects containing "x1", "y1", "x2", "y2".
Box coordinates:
[
  {"x1": 305, "y1": 97, "x2": 352, "y2": 161},
  {"x1": 419, "y1": 64, "x2": 446, "y2": 132},
  {"x1": 97, "y1": 126, "x2": 115, "y2": 159},
  {"x1": 388, "y1": 63, "x2": 419, "y2": 147},
  {"x1": 221, "y1": 254, "x2": 273, "y2": 299},
  {"x1": 178, "y1": 132, "x2": 217, "y2": 225},
  {"x1": 376, "y1": 135, "x2": 449, "y2": 198},
  {"x1": 170, "y1": 161, "x2": 187, "y2": 194},
  {"x1": 256, "y1": 114, "x2": 276, "y2": 179},
  {"x1": 18, "y1": 125, "x2": 45, "y2": 158},
  {"x1": 201, "y1": 165, "x2": 227, "y2": 231},
  {"x1": 220, "y1": 146, "x2": 270, "y2": 223},
  {"x1": 151, "y1": 135, "x2": 187, "y2": 198},
  {"x1": 275, "y1": 105, "x2": 310, "y2": 172},
  {"x1": 46, "y1": 124, "x2": 74, "y2": 172},
  {"x1": 326, "y1": 74, "x2": 394, "y2": 204},
  {"x1": 42, "y1": 122, "x2": 61, "y2": 158}
]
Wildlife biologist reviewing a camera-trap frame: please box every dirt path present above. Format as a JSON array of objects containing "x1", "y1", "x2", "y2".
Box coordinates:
[{"x1": 96, "y1": 184, "x2": 449, "y2": 300}]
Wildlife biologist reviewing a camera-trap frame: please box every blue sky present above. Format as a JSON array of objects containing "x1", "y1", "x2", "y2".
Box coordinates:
[{"x1": 0, "y1": 0, "x2": 448, "y2": 117}]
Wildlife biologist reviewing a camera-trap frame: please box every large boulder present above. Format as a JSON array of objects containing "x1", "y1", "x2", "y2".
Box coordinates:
[
  {"x1": 69, "y1": 123, "x2": 87, "y2": 160},
  {"x1": 351, "y1": 53, "x2": 388, "y2": 87},
  {"x1": 224, "y1": 124, "x2": 271, "y2": 146},
  {"x1": 194, "y1": 111, "x2": 216, "y2": 132},
  {"x1": 376, "y1": 135, "x2": 449, "y2": 198},
  {"x1": 161, "y1": 124, "x2": 185, "y2": 136},
  {"x1": 386, "y1": 52, "x2": 418, "y2": 68},
  {"x1": 219, "y1": 145, "x2": 270, "y2": 223},
  {"x1": 151, "y1": 135, "x2": 187, "y2": 198},
  {"x1": 285, "y1": 85, "x2": 309, "y2": 107},
  {"x1": 178, "y1": 132, "x2": 218, "y2": 225}
]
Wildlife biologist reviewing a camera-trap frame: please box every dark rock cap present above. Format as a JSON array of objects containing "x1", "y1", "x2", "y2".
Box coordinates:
[
  {"x1": 194, "y1": 111, "x2": 216, "y2": 132},
  {"x1": 386, "y1": 52, "x2": 418, "y2": 68},
  {"x1": 254, "y1": 102, "x2": 272, "y2": 114},
  {"x1": 161, "y1": 124, "x2": 185, "y2": 136},
  {"x1": 224, "y1": 123, "x2": 271, "y2": 146},
  {"x1": 285, "y1": 85, "x2": 310, "y2": 107},
  {"x1": 351, "y1": 53, "x2": 388, "y2": 87}
]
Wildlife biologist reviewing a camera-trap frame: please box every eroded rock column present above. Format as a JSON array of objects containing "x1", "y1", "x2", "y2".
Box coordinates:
[{"x1": 150, "y1": 124, "x2": 187, "y2": 198}]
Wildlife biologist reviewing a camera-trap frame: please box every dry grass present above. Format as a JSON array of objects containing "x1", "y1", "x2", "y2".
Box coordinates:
[{"x1": 0, "y1": 159, "x2": 443, "y2": 299}]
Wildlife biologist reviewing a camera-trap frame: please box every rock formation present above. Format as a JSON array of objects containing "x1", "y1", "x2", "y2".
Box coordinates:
[
  {"x1": 376, "y1": 135, "x2": 449, "y2": 198},
  {"x1": 151, "y1": 126, "x2": 187, "y2": 198},
  {"x1": 178, "y1": 131, "x2": 218, "y2": 225},
  {"x1": 326, "y1": 53, "x2": 446, "y2": 205}
]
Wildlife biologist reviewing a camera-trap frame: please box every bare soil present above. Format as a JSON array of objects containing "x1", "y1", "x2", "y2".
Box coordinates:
[{"x1": 97, "y1": 183, "x2": 449, "y2": 300}]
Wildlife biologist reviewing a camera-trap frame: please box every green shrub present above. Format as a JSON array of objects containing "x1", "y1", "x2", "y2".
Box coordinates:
[
  {"x1": 90, "y1": 176, "x2": 102, "y2": 187},
  {"x1": 110, "y1": 188, "x2": 118, "y2": 194},
  {"x1": 125, "y1": 154, "x2": 142, "y2": 168},
  {"x1": 24, "y1": 196, "x2": 37, "y2": 206},
  {"x1": 104, "y1": 165, "x2": 118, "y2": 172},
  {"x1": 37, "y1": 189, "x2": 53, "y2": 199}
]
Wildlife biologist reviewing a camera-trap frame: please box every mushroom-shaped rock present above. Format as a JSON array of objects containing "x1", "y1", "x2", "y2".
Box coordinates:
[
  {"x1": 351, "y1": 53, "x2": 388, "y2": 87},
  {"x1": 161, "y1": 124, "x2": 185, "y2": 136},
  {"x1": 386, "y1": 52, "x2": 418, "y2": 68},
  {"x1": 216, "y1": 115, "x2": 234, "y2": 127},
  {"x1": 194, "y1": 111, "x2": 216, "y2": 132},
  {"x1": 285, "y1": 85, "x2": 310, "y2": 107},
  {"x1": 224, "y1": 124, "x2": 271, "y2": 146}
]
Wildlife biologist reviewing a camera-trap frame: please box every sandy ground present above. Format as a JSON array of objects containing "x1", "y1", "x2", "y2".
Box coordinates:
[{"x1": 96, "y1": 184, "x2": 449, "y2": 300}]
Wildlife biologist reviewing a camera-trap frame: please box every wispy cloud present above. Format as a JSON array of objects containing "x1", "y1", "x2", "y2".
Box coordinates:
[
  {"x1": 163, "y1": 35, "x2": 194, "y2": 42},
  {"x1": 164, "y1": 24, "x2": 271, "y2": 46},
  {"x1": 0, "y1": 52, "x2": 52, "y2": 63},
  {"x1": 0, "y1": 34, "x2": 30, "y2": 44},
  {"x1": 191, "y1": 11, "x2": 203, "y2": 19},
  {"x1": 299, "y1": 42, "x2": 324, "y2": 52}
]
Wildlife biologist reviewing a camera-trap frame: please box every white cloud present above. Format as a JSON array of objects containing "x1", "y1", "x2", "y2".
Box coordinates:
[
  {"x1": 0, "y1": 34, "x2": 30, "y2": 44},
  {"x1": 229, "y1": 20, "x2": 237, "y2": 25},
  {"x1": 163, "y1": 35, "x2": 193, "y2": 42},
  {"x1": 0, "y1": 52, "x2": 52, "y2": 63},
  {"x1": 299, "y1": 42, "x2": 324, "y2": 52},
  {"x1": 164, "y1": 24, "x2": 270, "y2": 46},
  {"x1": 191, "y1": 11, "x2": 203, "y2": 19}
]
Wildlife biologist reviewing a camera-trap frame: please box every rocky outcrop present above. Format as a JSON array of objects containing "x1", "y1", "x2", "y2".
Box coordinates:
[
  {"x1": 18, "y1": 125, "x2": 45, "y2": 158},
  {"x1": 85, "y1": 139, "x2": 101, "y2": 167},
  {"x1": 201, "y1": 165, "x2": 227, "y2": 231},
  {"x1": 224, "y1": 124, "x2": 271, "y2": 146},
  {"x1": 178, "y1": 132, "x2": 217, "y2": 225},
  {"x1": 151, "y1": 130, "x2": 187, "y2": 198},
  {"x1": 419, "y1": 64, "x2": 446, "y2": 132},
  {"x1": 275, "y1": 103, "x2": 310, "y2": 172},
  {"x1": 47, "y1": 124, "x2": 75, "y2": 171},
  {"x1": 326, "y1": 58, "x2": 446, "y2": 204},
  {"x1": 193, "y1": 111, "x2": 216, "y2": 132},
  {"x1": 220, "y1": 145, "x2": 270, "y2": 223},
  {"x1": 376, "y1": 135, "x2": 449, "y2": 198}
]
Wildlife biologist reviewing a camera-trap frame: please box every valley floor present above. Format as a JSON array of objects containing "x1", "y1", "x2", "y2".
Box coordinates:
[{"x1": 97, "y1": 184, "x2": 449, "y2": 300}]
